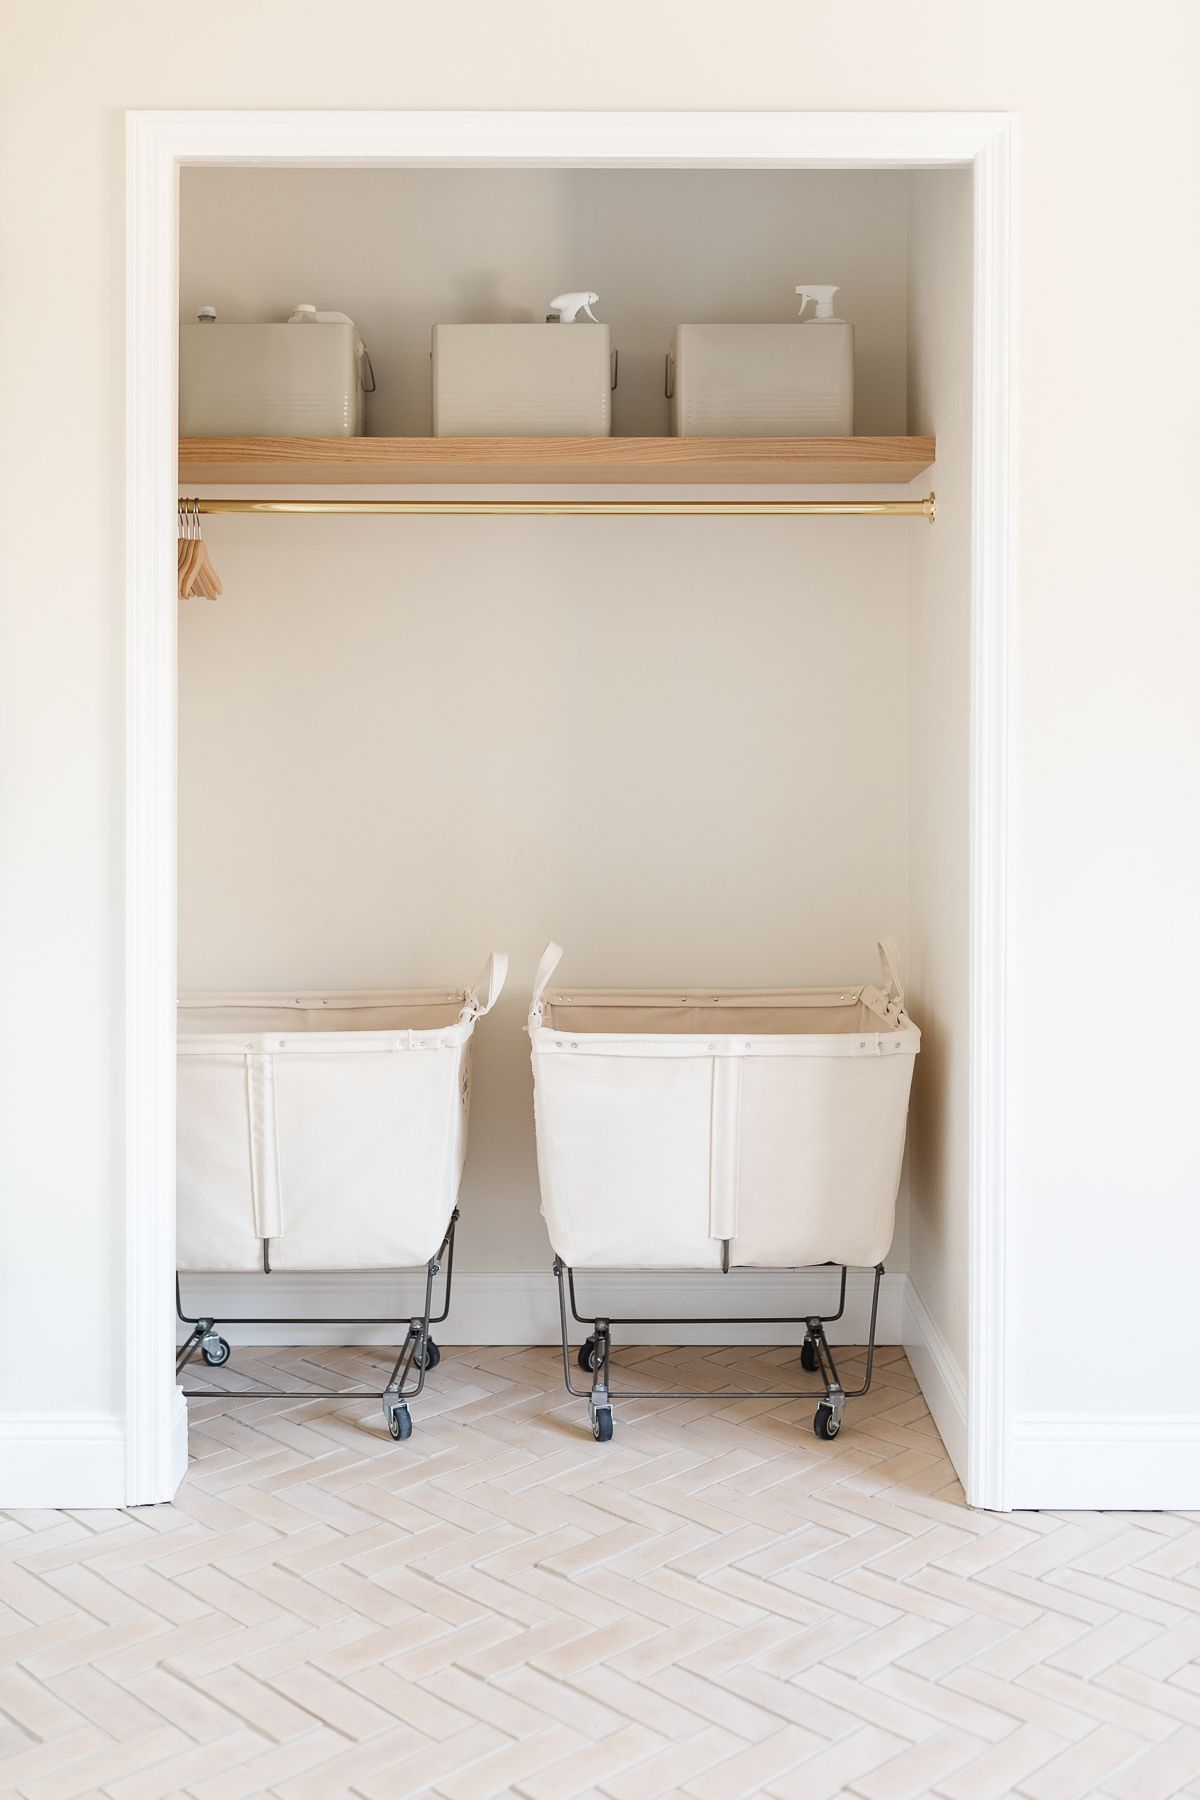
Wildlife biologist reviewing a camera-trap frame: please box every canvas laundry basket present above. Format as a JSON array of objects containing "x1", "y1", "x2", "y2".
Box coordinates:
[
  {"x1": 529, "y1": 941, "x2": 919, "y2": 1271},
  {"x1": 177, "y1": 954, "x2": 507, "y2": 1273}
]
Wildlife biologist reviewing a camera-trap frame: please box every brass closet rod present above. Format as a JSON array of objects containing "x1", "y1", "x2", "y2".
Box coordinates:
[{"x1": 187, "y1": 494, "x2": 937, "y2": 521}]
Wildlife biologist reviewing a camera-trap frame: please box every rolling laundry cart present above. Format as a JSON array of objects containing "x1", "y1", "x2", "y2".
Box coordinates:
[
  {"x1": 176, "y1": 953, "x2": 507, "y2": 1440},
  {"x1": 528, "y1": 941, "x2": 919, "y2": 1442}
]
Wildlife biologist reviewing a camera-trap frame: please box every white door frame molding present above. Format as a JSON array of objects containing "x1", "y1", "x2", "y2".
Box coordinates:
[{"x1": 125, "y1": 109, "x2": 1017, "y2": 1507}]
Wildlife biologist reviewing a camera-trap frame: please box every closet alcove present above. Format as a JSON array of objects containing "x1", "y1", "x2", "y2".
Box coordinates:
[{"x1": 176, "y1": 164, "x2": 972, "y2": 1387}]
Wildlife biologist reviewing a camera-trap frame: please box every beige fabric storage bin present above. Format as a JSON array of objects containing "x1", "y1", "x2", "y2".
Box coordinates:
[
  {"x1": 177, "y1": 956, "x2": 506, "y2": 1273},
  {"x1": 529, "y1": 941, "x2": 917, "y2": 1271},
  {"x1": 179, "y1": 313, "x2": 371, "y2": 437},
  {"x1": 668, "y1": 323, "x2": 854, "y2": 437},
  {"x1": 432, "y1": 324, "x2": 613, "y2": 436}
]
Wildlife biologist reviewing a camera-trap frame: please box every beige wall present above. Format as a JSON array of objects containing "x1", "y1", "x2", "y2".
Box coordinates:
[
  {"x1": 177, "y1": 167, "x2": 913, "y2": 1277},
  {"x1": 3, "y1": 1, "x2": 1199, "y2": 1478},
  {"x1": 181, "y1": 167, "x2": 910, "y2": 437},
  {"x1": 905, "y1": 170, "x2": 974, "y2": 1371},
  {"x1": 178, "y1": 517, "x2": 911, "y2": 1272}
]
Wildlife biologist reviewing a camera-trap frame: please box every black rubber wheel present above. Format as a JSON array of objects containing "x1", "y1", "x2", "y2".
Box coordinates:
[
  {"x1": 591, "y1": 1407, "x2": 614, "y2": 1442},
  {"x1": 813, "y1": 1404, "x2": 841, "y2": 1441},
  {"x1": 201, "y1": 1336, "x2": 231, "y2": 1368},
  {"x1": 415, "y1": 1336, "x2": 441, "y2": 1371},
  {"x1": 800, "y1": 1338, "x2": 819, "y2": 1374},
  {"x1": 577, "y1": 1337, "x2": 597, "y2": 1373},
  {"x1": 387, "y1": 1405, "x2": 413, "y2": 1441}
]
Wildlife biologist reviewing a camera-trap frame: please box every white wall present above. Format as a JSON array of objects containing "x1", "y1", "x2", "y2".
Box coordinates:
[
  {"x1": 4, "y1": 0, "x2": 1199, "y2": 1509},
  {"x1": 177, "y1": 168, "x2": 913, "y2": 1281},
  {"x1": 902, "y1": 170, "x2": 974, "y2": 1469}
]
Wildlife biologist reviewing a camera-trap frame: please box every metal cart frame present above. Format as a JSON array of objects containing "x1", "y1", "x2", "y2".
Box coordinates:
[
  {"x1": 552, "y1": 1256, "x2": 884, "y2": 1443},
  {"x1": 176, "y1": 1211, "x2": 459, "y2": 1441}
]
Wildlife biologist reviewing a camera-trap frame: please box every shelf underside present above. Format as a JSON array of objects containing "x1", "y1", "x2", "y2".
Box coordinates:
[{"x1": 180, "y1": 435, "x2": 935, "y2": 487}]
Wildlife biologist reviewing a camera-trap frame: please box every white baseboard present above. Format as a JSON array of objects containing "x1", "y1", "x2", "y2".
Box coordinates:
[
  {"x1": 1011, "y1": 1416, "x2": 1200, "y2": 1512},
  {"x1": 177, "y1": 1267, "x2": 908, "y2": 1349},
  {"x1": 0, "y1": 1414, "x2": 126, "y2": 1510},
  {"x1": 903, "y1": 1278, "x2": 968, "y2": 1483}
]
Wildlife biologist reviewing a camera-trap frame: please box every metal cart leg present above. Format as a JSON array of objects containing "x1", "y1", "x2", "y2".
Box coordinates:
[
  {"x1": 174, "y1": 1310, "x2": 230, "y2": 1375},
  {"x1": 379, "y1": 1250, "x2": 445, "y2": 1441},
  {"x1": 177, "y1": 1210, "x2": 458, "y2": 1444},
  {"x1": 587, "y1": 1320, "x2": 613, "y2": 1442},
  {"x1": 552, "y1": 1254, "x2": 884, "y2": 1443},
  {"x1": 554, "y1": 1258, "x2": 612, "y2": 1441}
]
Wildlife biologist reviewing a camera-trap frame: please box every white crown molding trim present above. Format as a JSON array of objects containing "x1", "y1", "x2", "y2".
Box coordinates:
[
  {"x1": 903, "y1": 1278, "x2": 968, "y2": 1484},
  {"x1": 0, "y1": 1415, "x2": 126, "y2": 1510},
  {"x1": 126, "y1": 107, "x2": 1017, "y2": 1510},
  {"x1": 1011, "y1": 1416, "x2": 1200, "y2": 1513},
  {"x1": 176, "y1": 1268, "x2": 908, "y2": 1350},
  {"x1": 130, "y1": 109, "x2": 1011, "y2": 171}
]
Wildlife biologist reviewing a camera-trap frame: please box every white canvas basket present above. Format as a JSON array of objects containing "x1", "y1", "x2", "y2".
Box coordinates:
[
  {"x1": 177, "y1": 954, "x2": 507, "y2": 1273},
  {"x1": 529, "y1": 941, "x2": 919, "y2": 1271}
]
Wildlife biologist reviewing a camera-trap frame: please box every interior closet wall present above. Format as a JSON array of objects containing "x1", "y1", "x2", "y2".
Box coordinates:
[
  {"x1": 903, "y1": 170, "x2": 974, "y2": 1424},
  {"x1": 180, "y1": 168, "x2": 910, "y2": 436},
  {"x1": 178, "y1": 168, "x2": 915, "y2": 1280}
]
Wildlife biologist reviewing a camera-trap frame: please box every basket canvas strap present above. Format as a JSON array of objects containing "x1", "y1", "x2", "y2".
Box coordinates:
[
  {"x1": 244, "y1": 1049, "x2": 282, "y2": 1243},
  {"x1": 529, "y1": 942, "x2": 565, "y2": 1022},
  {"x1": 465, "y1": 951, "x2": 509, "y2": 1019},
  {"x1": 708, "y1": 1053, "x2": 742, "y2": 1245},
  {"x1": 877, "y1": 936, "x2": 905, "y2": 1008}
]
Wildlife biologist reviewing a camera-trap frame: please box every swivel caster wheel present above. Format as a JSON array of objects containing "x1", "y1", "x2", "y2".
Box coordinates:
[
  {"x1": 386, "y1": 1401, "x2": 413, "y2": 1441},
  {"x1": 591, "y1": 1406, "x2": 614, "y2": 1443},
  {"x1": 800, "y1": 1337, "x2": 819, "y2": 1374},
  {"x1": 578, "y1": 1337, "x2": 598, "y2": 1373},
  {"x1": 413, "y1": 1336, "x2": 441, "y2": 1371},
  {"x1": 201, "y1": 1334, "x2": 231, "y2": 1368},
  {"x1": 813, "y1": 1403, "x2": 842, "y2": 1441}
]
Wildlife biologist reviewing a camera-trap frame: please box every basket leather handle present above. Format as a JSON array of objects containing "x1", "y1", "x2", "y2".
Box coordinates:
[
  {"x1": 529, "y1": 942, "x2": 565, "y2": 1020},
  {"x1": 877, "y1": 937, "x2": 904, "y2": 1008},
  {"x1": 467, "y1": 951, "x2": 508, "y2": 1018}
]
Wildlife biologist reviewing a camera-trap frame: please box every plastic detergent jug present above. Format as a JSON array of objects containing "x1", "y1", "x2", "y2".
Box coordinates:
[
  {"x1": 668, "y1": 285, "x2": 854, "y2": 437},
  {"x1": 179, "y1": 304, "x2": 374, "y2": 438},
  {"x1": 432, "y1": 291, "x2": 615, "y2": 437}
]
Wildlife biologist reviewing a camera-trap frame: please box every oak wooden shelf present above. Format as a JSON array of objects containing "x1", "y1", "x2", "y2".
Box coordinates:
[{"x1": 179, "y1": 435, "x2": 935, "y2": 488}]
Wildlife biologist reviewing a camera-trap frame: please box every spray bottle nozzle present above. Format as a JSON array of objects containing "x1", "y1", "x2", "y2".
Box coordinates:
[
  {"x1": 548, "y1": 291, "x2": 600, "y2": 323},
  {"x1": 795, "y1": 285, "x2": 840, "y2": 320}
]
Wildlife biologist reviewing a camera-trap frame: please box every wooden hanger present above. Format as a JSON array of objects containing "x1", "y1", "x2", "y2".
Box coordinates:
[{"x1": 177, "y1": 501, "x2": 222, "y2": 600}]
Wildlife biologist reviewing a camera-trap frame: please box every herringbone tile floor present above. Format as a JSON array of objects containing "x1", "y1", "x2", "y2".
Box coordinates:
[{"x1": 3, "y1": 1344, "x2": 1200, "y2": 1799}]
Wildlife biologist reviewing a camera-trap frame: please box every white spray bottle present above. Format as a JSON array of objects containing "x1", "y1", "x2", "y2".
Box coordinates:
[
  {"x1": 547, "y1": 291, "x2": 601, "y2": 323},
  {"x1": 794, "y1": 284, "x2": 843, "y2": 322},
  {"x1": 794, "y1": 285, "x2": 854, "y2": 433}
]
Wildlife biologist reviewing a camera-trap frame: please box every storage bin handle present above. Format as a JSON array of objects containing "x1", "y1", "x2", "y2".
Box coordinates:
[
  {"x1": 465, "y1": 951, "x2": 509, "y2": 1019},
  {"x1": 529, "y1": 942, "x2": 565, "y2": 1022},
  {"x1": 877, "y1": 937, "x2": 905, "y2": 1009}
]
